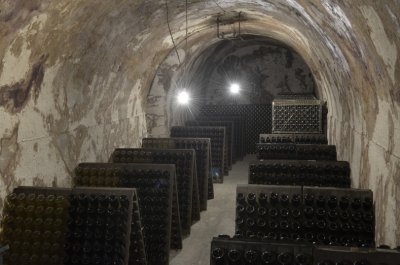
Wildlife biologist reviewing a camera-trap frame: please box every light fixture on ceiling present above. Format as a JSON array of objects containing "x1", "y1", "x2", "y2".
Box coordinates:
[
  {"x1": 177, "y1": 90, "x2": 190, "y2": 105},
  {"x1": 229, "y1": 83, "x2": 240, "y2": 94}
]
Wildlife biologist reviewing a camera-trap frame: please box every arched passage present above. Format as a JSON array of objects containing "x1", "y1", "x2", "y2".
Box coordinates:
[
  {"x1": 146, "y1": 34, "x2": 317, "y2": 134},
  {"x1": 0, "y1": 0, "x2": 399, "y2": 246}
]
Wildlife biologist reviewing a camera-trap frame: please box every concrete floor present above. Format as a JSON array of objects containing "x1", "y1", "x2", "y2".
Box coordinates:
[{"x1": 169, "y1": 155, "x2": 255, "y2": 265}]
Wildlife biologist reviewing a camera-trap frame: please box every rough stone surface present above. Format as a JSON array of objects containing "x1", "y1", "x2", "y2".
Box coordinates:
[
  {"x1": 0, "y1": 0, "x2": 399, "y2": 246},
  {"x1": 146, "y1": 36, "x2": 315, "y2": 136}
]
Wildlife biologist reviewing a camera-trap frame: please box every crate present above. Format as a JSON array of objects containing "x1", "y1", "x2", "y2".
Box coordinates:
[{"x1": 272, "y1": 99, "x2": 323, "y2": 133}]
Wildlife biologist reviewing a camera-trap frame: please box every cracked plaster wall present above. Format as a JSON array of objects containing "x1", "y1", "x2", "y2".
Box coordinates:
[{"x1": 0, "y1": 0, "x2": 399, "y2": 246}]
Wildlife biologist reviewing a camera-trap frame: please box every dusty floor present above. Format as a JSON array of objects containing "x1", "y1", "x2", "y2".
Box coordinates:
[{"x1": 169, "y1": 155, "x2": 254, "y2": 265}]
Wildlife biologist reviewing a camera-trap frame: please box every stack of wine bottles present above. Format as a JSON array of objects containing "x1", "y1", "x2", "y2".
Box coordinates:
[
  {"x1": 142, "y1": 137, "x2": 213, "y2": 209},
  {"x1": 170, "y1": 126, "x2": 226, "y2": 183},
  {"x1": 272, "y1": 99, "x2": 323, "y2": 134},
  {"x1": 249, "y1": 160, "x2": 351, "y2": 188},
  {"x1": 194, "y1": 115, "x2": 245, "y2": 160},
  {"x1": 275, "y1": 92, "x2": 317, "y2": 100},
  {"x1": 260, "y1": 133, "x2": 328, "y2": 145},
  {"x1": 211, "y1": 235, "x2": 400, "y2": 265},
  {"x1": 186, "y1": 120, "x2": 234, "y2": 174},
  {"x1": 110, "y1": 149, "x2": 199, "y2": 234},
  {"x1": 74, "y1": 163, "x2": 176, "y2": 265},
  {"x1": 256, "y1": 143, "x2": 337, "y2": 161},
  {"x1": 211, "y1": 235, "x2": 313, "y2": 265},
  {"x1": 0, "y1": 186, "x2": 144, "y2": 265},
  {"x1": 65, "y1": 189, "x2": 137, "y2": 265},
  {"x1": 0, "y1": 245, "x2": 8, "y2": 265},
  {"x1": 200, "y1": 104, "x2": 272, "y2": 154},
  {"x1": 314, "y1": 245, "x2": 400, "y2": 265},
  {"x1": 235, "y1": 185, "x2": 375, "y2": 247}
]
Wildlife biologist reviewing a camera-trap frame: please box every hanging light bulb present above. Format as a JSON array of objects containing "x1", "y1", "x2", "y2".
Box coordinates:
[
  {"x1": 177, "y1": 90, "x2": 190, "y2": 105},
  {"x1": 230, "y1": 83, "x2": 240, "y2": 94}
]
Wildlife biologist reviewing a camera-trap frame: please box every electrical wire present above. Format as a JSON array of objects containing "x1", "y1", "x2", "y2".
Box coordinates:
[
  {"x1": 186, "y1": 0, "x2": 188, "y2": 52},
  {"x1": 212, "y1": 0, "x2": 226, "y2": 13},
  {"x1": 185, "y1": 0, "x2": 188, "y2": 71},
  {"x1": 166, "y1": 0, "x2": 181, "y2": 64}
]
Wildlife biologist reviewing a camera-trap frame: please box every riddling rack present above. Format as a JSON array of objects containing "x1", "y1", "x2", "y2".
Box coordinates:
[
  {"x1": 200, "y1": 104, "x2": 272, "y2": 154},
  {"x1": 194, "y1": 115, "x2": 245, "y2": 160},
  {"x1": 142, "y1": 137, "x2": 213, "y2": 210},
  {"x1": 110, "y1": 148, "x2": 199, "y2": 235},
  {"x1": 0, "y1": 186, "x2": 146, "y2": 265},
  {"x1": 74, "y1": 163, "x2": 176, "y2": 265},
  {"x1": 186, "y1": 120, "x2": 234, "y2": 174},
  {"x1": 171, "y1": 126, "x2": 226, "y2": 183}
]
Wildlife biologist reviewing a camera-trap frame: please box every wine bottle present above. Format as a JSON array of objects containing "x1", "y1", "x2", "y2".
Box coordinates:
[
  {"x1": 261, "y1": 251, "x2": 277, "y2": 264},
  {"x1": 278, "y1": 252, "x2": 293, "y2": 265},
  {"x1": 244, "y1": 250, "x2": 258, "y2": 264},
  {"x1": 211, "y1": 247, "x2": 225, "y2": 264},
  {"x1": 228, "y1": 249, "x2": 241, "y2": 263}
]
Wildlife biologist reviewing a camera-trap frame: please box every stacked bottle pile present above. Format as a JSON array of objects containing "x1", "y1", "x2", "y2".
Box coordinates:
[
  {"x1": 0, "y1": 186, "x2": 145, "y2": 265},
  {"x1": 249, "y1": 160, "x2": 351, "y2": 188},
  {"x1": 210, "y1": 235, "x2": 400, "y2": 265},
  {"x1": 209, "y1": 94, "x2": 400, "y2": 264},
  {"x1": 257, "y1": 144, "x2": 337, "y2": 161},
  {"x1": 260, "y1": 133, "x2": 328, "y2": 145},
  {"x1": 211, "y1": 235, "x2": 313, "y2": 265},
  {"x1": 235, "y1": 185, "x2": 375, "y2": 247}
]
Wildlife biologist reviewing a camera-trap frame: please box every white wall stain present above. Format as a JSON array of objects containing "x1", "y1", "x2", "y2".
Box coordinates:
[
  {"x1": 0, "y1": 41, "x2": 32, "y2": 86},
  {"x1": 360, "y1": 6, "x2": 398, "y2": 85}
]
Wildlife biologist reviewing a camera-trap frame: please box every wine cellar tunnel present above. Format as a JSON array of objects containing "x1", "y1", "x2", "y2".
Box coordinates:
[{"x1": 0, "y1": 0, "x2": 400, "y2": 264}]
